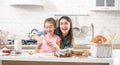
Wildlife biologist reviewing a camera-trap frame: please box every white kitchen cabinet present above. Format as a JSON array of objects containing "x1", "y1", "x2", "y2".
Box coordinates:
[{"x1": 92, "y1": 0, "x2": 119, "y2": 11}]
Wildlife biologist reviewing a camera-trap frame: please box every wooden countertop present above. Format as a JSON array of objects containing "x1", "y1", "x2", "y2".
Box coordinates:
[{"x1": 1, "y1": 44, "x2": 120, "y2": 49}]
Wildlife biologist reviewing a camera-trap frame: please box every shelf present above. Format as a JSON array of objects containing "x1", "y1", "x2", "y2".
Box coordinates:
[{"x1": 10, "y1": 0, "x2": 43, "y2": 7}]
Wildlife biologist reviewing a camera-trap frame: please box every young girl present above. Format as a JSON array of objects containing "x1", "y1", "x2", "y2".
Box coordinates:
[{"x1": 36, "y1": 17, "x2": 61, "y2": 53}]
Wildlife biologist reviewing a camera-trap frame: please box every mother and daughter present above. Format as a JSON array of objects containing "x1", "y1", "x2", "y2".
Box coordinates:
[{"x1": 34, "y1": 16, "x2": 74, "y2": 53}]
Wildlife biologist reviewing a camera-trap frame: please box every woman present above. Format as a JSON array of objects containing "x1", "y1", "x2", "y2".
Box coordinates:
[
  {"x1": 55, "y1": 16, "x2": 74, "y2": 49},
  {"x1": 33, "y1": 16, "x2": 74, "y2": 49}
]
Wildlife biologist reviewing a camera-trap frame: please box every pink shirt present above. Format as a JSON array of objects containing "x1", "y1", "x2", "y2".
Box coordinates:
[{"x1": 37, "y1": 34, "x2": 61, "y2": 52}]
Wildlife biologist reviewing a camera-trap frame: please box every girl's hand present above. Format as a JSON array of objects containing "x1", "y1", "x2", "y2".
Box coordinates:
[
  {"x1": 32, "y1": 34, "x2": 41, "y2": 41},
  {"x1": 47, "y1": 42, "x2": 60, "y2": 51},
  {"x1": 47, "y1": 42, "x2": 54, "y2": 47},
  {"x1": 47, "y1": 42, "x2": 56, "y2": 51}
]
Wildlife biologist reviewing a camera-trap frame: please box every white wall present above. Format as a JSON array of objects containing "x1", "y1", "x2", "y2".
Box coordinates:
[
  {"x1": 0, "y1": 0, "x2": 120, "y2": 44},
  {"x1": 0, "y1": 0, "x2": 57, "y2": 40}
]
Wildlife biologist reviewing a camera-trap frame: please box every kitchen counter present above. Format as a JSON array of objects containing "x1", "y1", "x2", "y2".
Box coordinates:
[
  {"x1": 1, "y1": 44, "x2": 120, "y2": 49},
  {"x1": 0, "y1": 49, "x2": 120, "y2": 65}
]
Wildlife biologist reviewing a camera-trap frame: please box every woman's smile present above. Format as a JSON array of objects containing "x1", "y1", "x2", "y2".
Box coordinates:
[{"x1": 62, "y1": 27, "x2": 68, "y2": 31}]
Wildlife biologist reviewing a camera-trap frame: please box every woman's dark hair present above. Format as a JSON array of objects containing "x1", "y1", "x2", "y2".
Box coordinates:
[
  {"x1": 44, "y1": 17, "x2": 56, "y2": 27},
  {"x1": 58, "y1": 16, "x2": 73, "y2": 49}
]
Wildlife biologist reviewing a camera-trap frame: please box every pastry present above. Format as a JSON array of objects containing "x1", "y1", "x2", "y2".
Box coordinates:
[
  {"x1": 71, "y1": 49, "x2": 89, "y2": 56},
  {"x1": 93, "y1": 35, "x2": 107, "y2": 44}
]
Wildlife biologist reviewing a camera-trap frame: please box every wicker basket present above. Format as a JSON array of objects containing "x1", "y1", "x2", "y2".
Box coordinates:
[{"x1": 91, "y1": 43, "x2": 112, "y2": 58}]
